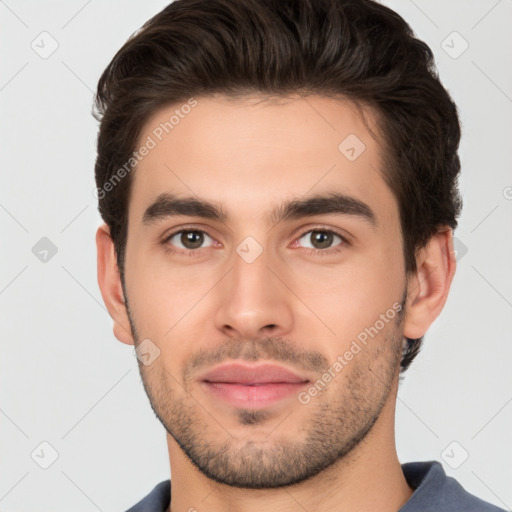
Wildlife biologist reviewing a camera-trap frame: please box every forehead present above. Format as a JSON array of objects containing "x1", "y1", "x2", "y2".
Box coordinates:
[{"x1": 129, "y1": 94, "x2": 397, "y2": 229}]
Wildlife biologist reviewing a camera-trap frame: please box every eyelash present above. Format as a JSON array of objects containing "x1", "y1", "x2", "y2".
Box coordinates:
[{"x1": 161, "y1": 226, "x2": 350, "y2": 257}]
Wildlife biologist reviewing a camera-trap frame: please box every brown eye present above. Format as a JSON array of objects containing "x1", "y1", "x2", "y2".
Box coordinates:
[
  {"x1": 297, "y1": 229, "x2": 345, "y2": 251},
  {"x1": 311, "y1": 231, "x2": 333, "y2": 249},
  {"x1": 166, "y1": 230, "x2": 213, "y2": 251},
  {"x1": 181, "y1": 231, "x2": 204, "y2": 249}
]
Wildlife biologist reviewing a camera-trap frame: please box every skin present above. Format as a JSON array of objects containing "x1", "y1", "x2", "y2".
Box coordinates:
[{"x1": 96, "y1": 94, "x2": 456, "y2": 512}]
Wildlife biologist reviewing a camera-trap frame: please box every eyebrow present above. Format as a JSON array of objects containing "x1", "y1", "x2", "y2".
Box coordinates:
[{"x1": 142, "y1": 192, "x2": 377, "y2": 230}]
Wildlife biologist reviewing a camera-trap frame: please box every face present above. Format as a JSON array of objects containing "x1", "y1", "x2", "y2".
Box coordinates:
[{"x1": 121, "y1": 94, "x2": 409, "y2": 488}]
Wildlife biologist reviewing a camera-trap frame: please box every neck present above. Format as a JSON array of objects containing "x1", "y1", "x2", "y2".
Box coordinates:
[{"x1": 166, "y1": 377, "x2": 414, "y2": 512}]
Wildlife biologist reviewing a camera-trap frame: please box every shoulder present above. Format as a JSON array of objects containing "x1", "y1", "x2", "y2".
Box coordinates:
[
  {"x1": 401, "y1": 461, "x2": 507, "y2": 512},
  {"x1": 124, "y1": 479, "x2": 171, "y2": 512}
]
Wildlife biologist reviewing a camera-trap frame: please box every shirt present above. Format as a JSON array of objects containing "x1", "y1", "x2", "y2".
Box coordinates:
[{"x1": 124, "y1": 460, "x2": 507, "y2": 511}]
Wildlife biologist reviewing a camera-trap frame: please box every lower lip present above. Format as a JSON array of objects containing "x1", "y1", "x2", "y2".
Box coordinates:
[{"x1": 201, "y1": 381, "x2": 309, "y2": 409}]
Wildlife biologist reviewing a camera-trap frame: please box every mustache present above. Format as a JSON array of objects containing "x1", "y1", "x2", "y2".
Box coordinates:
[{"x1": 183, "y1": 336, "x2": 330, "y2": 381}]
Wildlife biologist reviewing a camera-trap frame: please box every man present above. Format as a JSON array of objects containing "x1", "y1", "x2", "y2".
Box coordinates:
[{"x1": 93, "y1": 0, "x2": 506, "y2": 510}]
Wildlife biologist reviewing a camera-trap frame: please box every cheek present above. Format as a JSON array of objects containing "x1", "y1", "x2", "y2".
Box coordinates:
[
  {"x1": 125, "y1": 225, "x2": 404, "y2": 344},
  {"x1": 286, "y1": 247, "x2": 402, "y2": 343},
  {"x1": 125, "y1": 251, "x2": 216, "y2": 337}
]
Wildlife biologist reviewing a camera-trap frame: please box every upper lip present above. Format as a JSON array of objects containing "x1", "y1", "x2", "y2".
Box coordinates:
[{"x1": 198, "y1": 362, "x2": 310, "y2": 385}]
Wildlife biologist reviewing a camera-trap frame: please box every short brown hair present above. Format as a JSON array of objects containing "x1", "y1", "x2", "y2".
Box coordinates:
[{"x1": 93, "y1": 0, "x2": 463, "y2": 373}]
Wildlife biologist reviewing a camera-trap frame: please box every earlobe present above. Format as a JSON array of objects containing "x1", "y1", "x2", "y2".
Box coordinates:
[
  {"x1": 402, "y1": 228, "x2": 456, "y2": 339},
  {"x1": 96, "y1": 223, "x2": 135, "y2": 346}
]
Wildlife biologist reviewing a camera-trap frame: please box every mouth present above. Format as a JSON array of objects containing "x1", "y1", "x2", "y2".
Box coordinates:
[{"x1": 198, "y1": 361, "x2": 311, "y2": 409}]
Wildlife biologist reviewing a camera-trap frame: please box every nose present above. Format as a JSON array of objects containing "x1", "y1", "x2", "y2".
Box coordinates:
[{"x1": 213, "y1": 243, "x2": 294, "y2": 340}]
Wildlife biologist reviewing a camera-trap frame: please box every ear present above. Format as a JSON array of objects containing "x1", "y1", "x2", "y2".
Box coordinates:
[
  {"x1": 96, "y1": 223, "x2": 135, "y2": 345},
  {"x1": 403, "y1": 228, "x2": 457, "y2": 339}
]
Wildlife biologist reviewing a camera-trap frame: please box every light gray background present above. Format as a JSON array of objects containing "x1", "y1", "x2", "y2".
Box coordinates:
[{"x1": 1, "y1": 1, "x2": 511, "y2": 510}]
